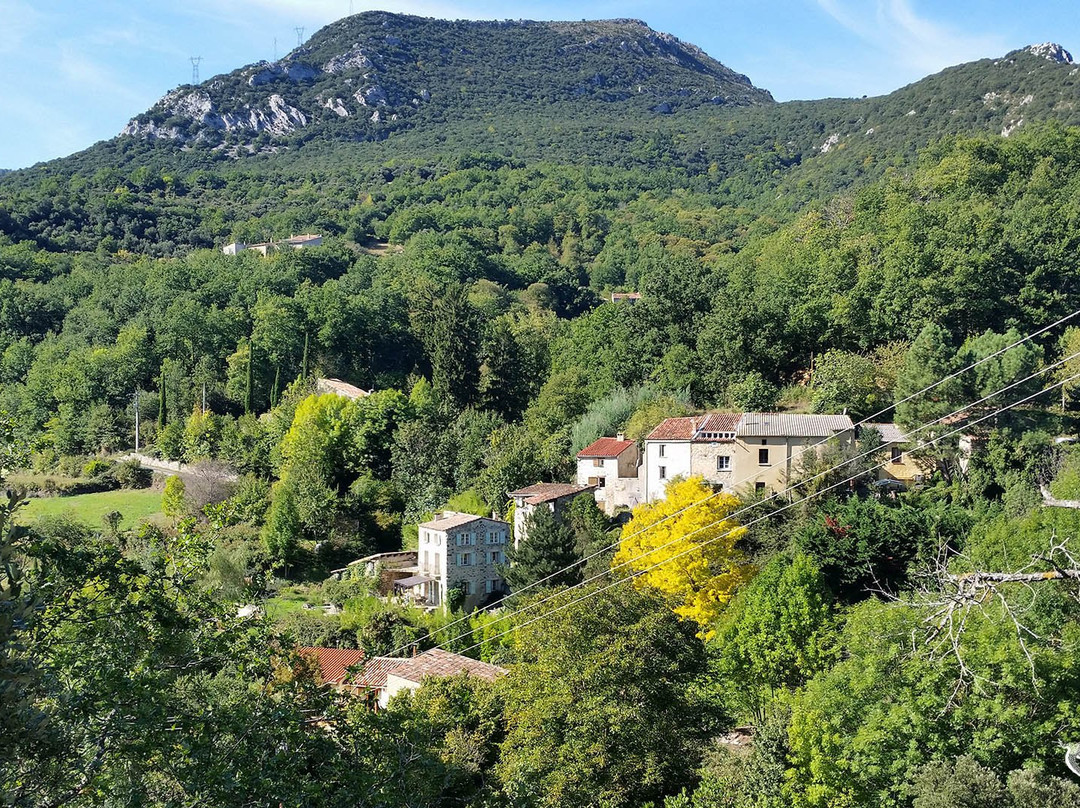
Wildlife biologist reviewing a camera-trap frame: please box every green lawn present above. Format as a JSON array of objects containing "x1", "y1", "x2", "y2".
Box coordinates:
[
  {"x1": 264, "y1": 584, "x2": 324, "y2": 620},
  {"x1": 16, "y1": 488, "x2": 163, "y2": 531}
]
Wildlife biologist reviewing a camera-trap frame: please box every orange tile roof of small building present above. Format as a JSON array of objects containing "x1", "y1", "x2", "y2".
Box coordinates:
[
  {"x1": 299, "y1": 647, "x2": 367, "y2": 686},
  {"x1": 577, "y1": 437, "x2": 636, "y2": 458},
  {"x1": 356, "y1": 656, "x2": 411, "y2": 689},
  {"x1": 389, "y1": 648, "x2": 506, "y2": 684}
]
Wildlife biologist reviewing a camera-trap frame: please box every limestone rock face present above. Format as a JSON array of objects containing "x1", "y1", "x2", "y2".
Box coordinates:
[{"x1": 119, "y1": 11, "x2": 776, "y2": 148}]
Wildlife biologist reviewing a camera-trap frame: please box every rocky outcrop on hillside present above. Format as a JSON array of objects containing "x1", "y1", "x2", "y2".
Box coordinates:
[{"x1": 121, "y1": 12, "x2": 773, "y2": 147}]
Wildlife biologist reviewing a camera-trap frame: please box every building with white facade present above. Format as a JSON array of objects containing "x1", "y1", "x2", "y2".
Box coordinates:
[
  {"x1": 415, "y1": 511, "x2": 510, "y2": 611},
  {"x1": 575, "y1": 435, "x2": 641, "y2": 514},
  {"x1": 643, "y1": 412, "x2": 856, "y2": 501},
  {"x1": 222, "y1": 234, "x2": 323, "y2": 255}
]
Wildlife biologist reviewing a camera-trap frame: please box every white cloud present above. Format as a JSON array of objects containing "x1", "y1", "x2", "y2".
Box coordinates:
[{"x1": 815, "y1": 0, "x2": 1005, "y2": 75}]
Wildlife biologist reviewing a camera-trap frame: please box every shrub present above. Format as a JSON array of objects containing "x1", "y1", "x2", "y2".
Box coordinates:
[{"x1": 112, "y1": 459, "x2": 152, "y2": 489}]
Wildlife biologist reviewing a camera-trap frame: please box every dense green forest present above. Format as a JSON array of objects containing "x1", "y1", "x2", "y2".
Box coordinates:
[{"x1": 4, "y1": 14, "x2": 1080, "y2": 806}]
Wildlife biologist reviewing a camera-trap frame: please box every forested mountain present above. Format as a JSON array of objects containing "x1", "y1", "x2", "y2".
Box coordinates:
[
  {"x1": 3, "y1": 16, "x2": 1080, "y2": 257},
  {"x1": 4, "y1": 14, "x2": 1080, "y2": 808},
  {"x1": 123, "y1": 13, "x2": 772, "y2": 148}
]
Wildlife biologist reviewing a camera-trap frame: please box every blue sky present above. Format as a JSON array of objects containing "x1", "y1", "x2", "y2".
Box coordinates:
[{"x1": 1, "y1": 0, "x2": 1076, "y2": 169}]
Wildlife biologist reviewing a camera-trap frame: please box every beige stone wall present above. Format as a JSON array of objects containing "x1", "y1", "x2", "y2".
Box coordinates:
[
  {"x1": 876, "y1": 446, "x2": 927, "y2": 484},
  {"x1": 420, "y1": 518, "x2": 509, "y2": 610}
]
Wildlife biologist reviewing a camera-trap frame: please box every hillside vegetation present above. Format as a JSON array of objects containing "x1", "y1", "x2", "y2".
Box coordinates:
[{"x1": 2, "y1": 15, "x2": 1080, "y2": 808}]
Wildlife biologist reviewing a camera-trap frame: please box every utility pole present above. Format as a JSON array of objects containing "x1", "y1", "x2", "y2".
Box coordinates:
[
  {"x1": 134, "y1": 389, "x2": 140, "y2": 453},
  {"x1": 201, "y1": 382, "x2": 207, "y2": 414},
  {"x1": 295, "y1": 27, "x2": 305, "y2": 48},
  {"x1": 190, "y1": 56, "x2": 202, "y2": 84},
  {"x1": 273, "y1": 37, "x2": 278, "y2": 61}
]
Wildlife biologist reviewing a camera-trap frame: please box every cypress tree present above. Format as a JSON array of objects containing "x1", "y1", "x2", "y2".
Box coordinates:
[
  {"x1": 301, "y1": 331, "x2": 310, "y2": 379},
  {"x1": 157, "y1": 365, "x2": 167, "y2": 429},
  {"x1": 245, "y1": 342, "x2": 255, "y2": 415},
  {"x1": 271, "y1": 366, "x2": 281, "y2": 409}
]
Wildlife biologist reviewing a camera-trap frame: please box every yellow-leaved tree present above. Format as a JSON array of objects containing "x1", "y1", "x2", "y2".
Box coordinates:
[{"x1": 613, "y1": 477, "x2": 756, "y2": 639}]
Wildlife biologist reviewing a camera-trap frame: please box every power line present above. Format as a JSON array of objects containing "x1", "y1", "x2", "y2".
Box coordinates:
[
  {"x1": 455, "y1": 369, "x2": 1080, "y2": 657},
  {"x1": 430, "y1": 350, "x2": 1080, "y2": 658},
  {"x1": 381, "y1": 306, "x2": 1080, "y2": 658},
  {"x1": 190, "y1": 56, "x2": 202, "y2": 85}
]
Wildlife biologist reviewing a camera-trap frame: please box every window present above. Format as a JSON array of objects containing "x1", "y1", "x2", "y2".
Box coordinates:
[
  {"x1": 716, "y1": 455, "x2": 731, "y2": 471},
  {"x1": 659, "y1": 465, "x2": 667, "y2": 480},
  {"x1": 758, "y1": 448, "x2": 769, "y2": 465},
  {"x1": 596, "y1": 477, "x2": 606, "y2": 488},
  {"x1": 456, "y1": 552, "x2": 474, "y2": 566},
  {"x1": 755, "y1": 482, "x2": 766, "y2": 493},
  {"x1": 658, "y1": 444, "x2": 666, "y2": 458},
  {"x1": 422, "y1": 531, "x2": 429, "y2": 544},
  {"x1": 592, "y1": 458, "x2": 604, "y2": 467},
  {"x1": 891, "y1": 446, "x2": 903, "y2": 464},
  {"x1": 463, "y1": 581, "x2": 474, "y2": 595},
  {"x1": 423, "y1": 550, "x2": 429, "y2": 569},
  {"x1": 490, "y1": 550, "x2": 502, "y2": 565},
  {"x1": 485, "y1": 579, "x2": 504, "y2": 594},
  {"x1": 760, "y1": 439, "x2": 768, "y2": 445}
]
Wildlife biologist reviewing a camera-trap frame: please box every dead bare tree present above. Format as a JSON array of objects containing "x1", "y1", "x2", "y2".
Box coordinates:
[{"x1": 874, "y1": 533, "x2": 1080, "y2": 704}]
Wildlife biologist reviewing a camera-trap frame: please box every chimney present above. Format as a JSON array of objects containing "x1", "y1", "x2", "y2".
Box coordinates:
[{"x1": 617, "y1": 432, "x2": 626, "y2": 441}]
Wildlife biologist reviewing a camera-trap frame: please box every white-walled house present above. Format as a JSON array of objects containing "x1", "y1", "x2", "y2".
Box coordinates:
[
  {"x1": 643, "y1": 412, "x2": 856, "y2": 501},
  {"x1": 415, "y1": 511, "x2": 510, "y2": 611},
  {"x1": 508, "y1": 483, "x2": 594, "y2": 546},
  {"x1": 575, "y1": 435, "x2": 641, "y2": 514}
]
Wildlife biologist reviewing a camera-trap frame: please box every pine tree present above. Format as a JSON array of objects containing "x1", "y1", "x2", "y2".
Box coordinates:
[{"x1": 503, "y1": 505, "x2": 581, "y2": 591}]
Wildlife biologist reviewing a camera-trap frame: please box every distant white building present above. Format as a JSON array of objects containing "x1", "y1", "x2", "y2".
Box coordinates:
[
  {"x1": 508, "y1": 483, "x2": 594, "y2": 545},
  {"x1": 415, "y1": 511, "x2": 510, "y2": 611},
  {"x1": 575, "y1": 435, "x2": 641, "y2": 514},
  {"x1": 316, "y1": 377, "x2": 372, "y2": 400},
  {"x1": 222, "y1": 233, "x2": 322, "y2": 255}
]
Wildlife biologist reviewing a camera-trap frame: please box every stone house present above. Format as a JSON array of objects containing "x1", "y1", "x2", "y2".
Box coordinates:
[
  {"x1": 508, "y1": 483, "x2": 595, "y2": 545},
  {"x1": 416, "y1": 511, "x2": 510, "y2": 611},
  {"x1": 643, "y1": 412, "x2": 856, "y2": 501},
  {"x1": 863, "y1": 423, "x2": 926, "y2": 486},
  {"x1": 575, "y1": 435, "x2": 641, "y2": 514}
]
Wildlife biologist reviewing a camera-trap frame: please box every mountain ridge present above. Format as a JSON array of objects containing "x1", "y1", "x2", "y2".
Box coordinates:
[{"x1": 121, "y1": 12, "x2": 773, "y2": 149}]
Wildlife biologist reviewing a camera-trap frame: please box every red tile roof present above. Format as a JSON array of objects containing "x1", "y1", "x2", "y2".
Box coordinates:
[
  {"x1": 509, "y1": 483, "x2": 594, "y2": 505},
  {"x1": 299, "y1": 647, "x2": 366, "y2": 686},
  {"x1": 646, "y1": 417, "x2": 697, "y2": 441},
  {"x1": 577, "y1": 437, "x2": 636, "y2": 458},
  {"x1": 389, "y1": 649, "x2": 506, "y2": 684},
  {"x1": 356, "y1": 656, "x2": 411, "y2": 689}
]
